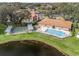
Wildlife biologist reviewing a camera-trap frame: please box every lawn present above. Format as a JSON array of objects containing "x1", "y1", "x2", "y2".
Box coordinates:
[{"x1": 0, "y1": 30, "x2": 79, "y2": 55}]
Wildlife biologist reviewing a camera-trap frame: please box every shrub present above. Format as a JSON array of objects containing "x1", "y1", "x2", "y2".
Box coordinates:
[{"x1": 0, "y1": 23, "x2": 7, "y2": 34}]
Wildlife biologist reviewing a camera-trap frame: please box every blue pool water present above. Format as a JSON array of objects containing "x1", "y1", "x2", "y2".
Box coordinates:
[{"x1": 45, "y1": 29, "x2": 65, "y2": 37}]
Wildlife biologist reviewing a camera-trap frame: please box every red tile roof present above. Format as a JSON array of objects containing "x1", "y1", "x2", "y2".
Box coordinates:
[{"x1": 39, "y1": 18, "x2": 72, "y2": 29}]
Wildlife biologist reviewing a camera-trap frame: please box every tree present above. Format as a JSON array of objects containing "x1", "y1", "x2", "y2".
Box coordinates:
[
  {"x1": 0, "y1": 5, "x2": 16, "y2": 25},
  {"x1": 72, "y1": 23, "x2": 76, "y2": 36},
  {"x1": 71, "y1": 18, "x2": 77, "y2": 36},
  {"x1": 13, "y1": 9, "x2": 31, "y2": 26}
]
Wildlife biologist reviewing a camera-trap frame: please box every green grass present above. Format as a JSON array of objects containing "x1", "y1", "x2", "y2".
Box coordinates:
[{"x1": 0, "y1": 30, "x2": 79, "y2": 56}]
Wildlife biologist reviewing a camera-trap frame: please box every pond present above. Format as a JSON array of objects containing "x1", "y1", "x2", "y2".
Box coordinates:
[{"x1": 0, "y1": 40, "x2": 65, "y2": 56}]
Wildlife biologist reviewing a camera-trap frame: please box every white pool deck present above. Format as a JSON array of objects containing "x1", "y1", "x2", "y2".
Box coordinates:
[{"x1": 36, "y1": 27, "x2": 72, "y2": 38}]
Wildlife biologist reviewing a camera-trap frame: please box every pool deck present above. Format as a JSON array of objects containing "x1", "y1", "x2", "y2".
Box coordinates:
[
  {"x1": 5, "y1": 25, "x2": 71, "y2": 39},
  {"x1": 36, "y1": 28, "x2": 71, "y2": 38}
]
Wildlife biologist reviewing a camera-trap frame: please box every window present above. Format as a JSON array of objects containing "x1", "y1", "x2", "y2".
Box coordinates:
[{"x1": 52, "y1": 26, "x2": 55, "y2": 28}]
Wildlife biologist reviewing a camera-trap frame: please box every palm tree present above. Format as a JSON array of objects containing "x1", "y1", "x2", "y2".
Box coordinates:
[{"x1": 71, "y1": 17, "x2": 77, "y2": 36}]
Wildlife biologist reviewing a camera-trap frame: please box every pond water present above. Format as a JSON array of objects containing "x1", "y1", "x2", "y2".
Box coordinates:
[{"x1": 0, "y1": 40, "x2": 65, "y2": 56}]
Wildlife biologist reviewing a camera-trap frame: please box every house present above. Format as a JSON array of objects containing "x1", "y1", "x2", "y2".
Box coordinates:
[
  {"x1": 38, "y1": 17, "x2": 72, "y2": 31},
  {"x1": 5, "y1": 9, "x2": 34, "y2": 35},
  {"x1": 30, "y1": 9, "x2": 45, "y2": 21},
  {"x1": 31, "y1": 9, "x2": 39, "y2": 21}
]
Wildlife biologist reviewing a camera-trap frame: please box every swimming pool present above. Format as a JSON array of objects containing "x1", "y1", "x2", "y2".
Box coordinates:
[
  {"x1": 45, "y1": 29, "x2": 66, "y2": 38},
  {"x1": 11, "y1": 27, "x2": 27, "y2": 33}
]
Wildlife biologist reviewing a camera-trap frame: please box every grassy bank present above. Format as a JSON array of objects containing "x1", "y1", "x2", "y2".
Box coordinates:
[{"x1": 0, "y1": 31, "x2": 79, "y2": 56}]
